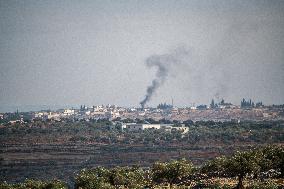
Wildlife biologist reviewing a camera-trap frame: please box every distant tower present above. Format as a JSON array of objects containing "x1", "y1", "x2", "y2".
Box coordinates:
[{"x1": 171, "y1": 97, "x2": 174, "y2": 107}]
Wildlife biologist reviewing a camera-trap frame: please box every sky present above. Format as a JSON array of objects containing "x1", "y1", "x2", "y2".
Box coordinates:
[{"x1": 0, "y1": 0, "x2": 284, "y2": 112}]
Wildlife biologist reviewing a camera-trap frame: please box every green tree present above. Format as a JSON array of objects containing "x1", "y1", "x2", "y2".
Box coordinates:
[
  {"x1": 260, "y1": 145, "x2": 284, "y2": 177},
  {"x1": 74, "y1": 167, "x2": 114, "y2": 189},
  {"x1": 152, "y1": 159, "x2": 193, "y2": 188},
  {"x1": 210, "y1": 99, "x2": 215, "y2": 109},
  {"x1": 75, "y1": 166, "x2": 147, "y2": 189},
  {"x1": 109, "y1": 166, "x2": 147, "y2": 189},
  {"x1": 201, "y1": 156, "x2": 228, "y2": 177},
  {"x1": 0, "y1": 179, "x2": 67, "y2": 189},
  {"x1": 226, "y1": 151, "x2": 261, "y2": 189}
]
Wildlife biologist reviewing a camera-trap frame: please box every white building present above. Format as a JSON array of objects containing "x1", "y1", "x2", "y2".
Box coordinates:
[
  {"x1": 34, "y1": 112, "x2": 44, "y2": 118},
  {"x1": 125, "y1": 123, "x2": 189, "y2": 134},
  {"x1": 64, "y1": 109, "x2": 75, "y2": 116},
  {"x1": 126, "y1": 124, "x2": 161, "y2": 131},
  {"x1": 47, "y1": 112, "x2": 61, "y2": 120},
  {"x1": 105, "y1": 111, "x2": 120, "y2": 119},
  {"x1": 159, "y1": 124, "x2": 188, "y2": 134}
]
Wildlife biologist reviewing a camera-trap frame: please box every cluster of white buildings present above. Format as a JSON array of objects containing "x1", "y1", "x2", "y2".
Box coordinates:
[
  {"x1": 33, "y1": 105, "x2": 124, "y2": 121},
  {"x1": 31, "y1": 102, "x2": 282, "y2": 123}
]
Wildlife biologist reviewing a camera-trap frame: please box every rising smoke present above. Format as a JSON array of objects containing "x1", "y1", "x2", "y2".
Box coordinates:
[{"x1": 140, "y1": 47, "x2": 190, "y2": 108}]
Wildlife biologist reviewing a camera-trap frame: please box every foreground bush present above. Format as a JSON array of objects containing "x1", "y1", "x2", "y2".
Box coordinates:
[
  {"x1": 75, "y1": 166, "x2": 149, "y2": 189},
  {"x1": 201, "y1": 145, "x2": 284, "y2": 189},
  {"x1": 152, "y1": 159, "x2": 194, "y2": 187},
  {"x1": 0, "y1": 179, "x2": 67, "y2": 189}
]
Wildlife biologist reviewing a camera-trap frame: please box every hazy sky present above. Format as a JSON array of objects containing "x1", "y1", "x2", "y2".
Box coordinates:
[{"x1": 0, "y1": 0, "x2": 284, "y2": 111}]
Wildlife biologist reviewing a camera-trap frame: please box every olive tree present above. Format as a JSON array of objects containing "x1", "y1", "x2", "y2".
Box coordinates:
[
  {"x1": 0, "y1": 179, "x2": 67, "y2": 189},
  {"x1": 260, "y1": 145, "x2": 284, "y2": 177},
  {"x1": 108, "y1": 166, "x2": 147, "y2": 189},
  {"x1": 74, "y1": 167, "x2": 114, "y2": 189},
  {"x1": 75, "y1": 166, "x2": 147, "y2": 189},
  {"x1": 152, "y1": 159, "x2": 193, "y2": 188},
  {"x1": 226, "y1": 150, "x2": 261, "y2": 189},
  {"x1": 201, "y1": 156, "x2": 228, "y2": 177}
]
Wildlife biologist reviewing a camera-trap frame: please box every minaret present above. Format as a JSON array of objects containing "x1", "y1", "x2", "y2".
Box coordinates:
[{"x1": 171, "y1": 97, "x2": 174, "y2": 108}]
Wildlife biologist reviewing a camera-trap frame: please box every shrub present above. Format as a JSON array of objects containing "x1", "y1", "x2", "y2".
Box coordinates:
[
  {"x1": 152, "y1": 159, "x2": 194, "y2": 187},
  {"x1": 0, "y1": 180, "x2": 67, "y2": 189},
  {"x1": 75, "y1": 166, "x2": 148, "y2": 189}
]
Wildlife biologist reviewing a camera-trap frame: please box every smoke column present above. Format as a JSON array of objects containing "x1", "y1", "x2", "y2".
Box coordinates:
[{"x1": 140, "y1": 47, "x2": 189, "y2": 108}]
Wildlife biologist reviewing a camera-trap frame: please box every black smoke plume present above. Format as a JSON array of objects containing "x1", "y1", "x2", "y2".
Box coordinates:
[{"x1": 140, "y1": 47, "x2": 189, "y2": 109}]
